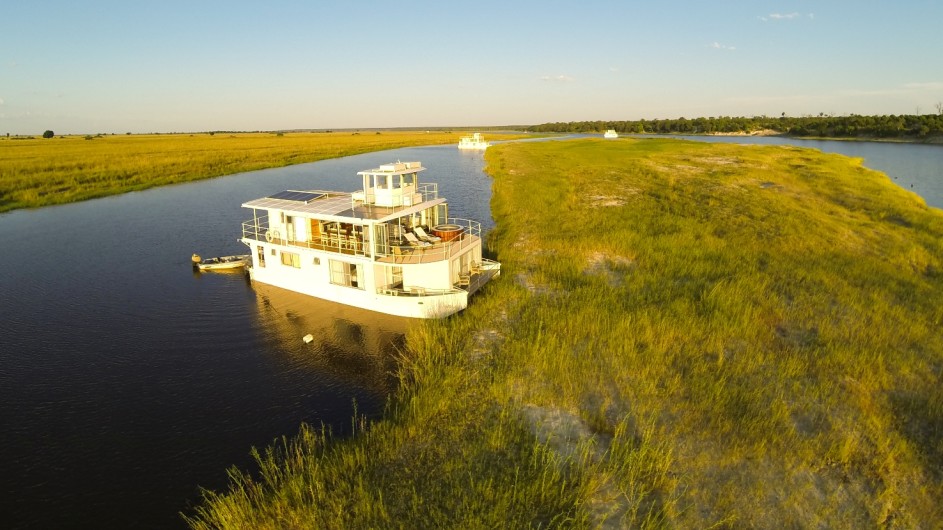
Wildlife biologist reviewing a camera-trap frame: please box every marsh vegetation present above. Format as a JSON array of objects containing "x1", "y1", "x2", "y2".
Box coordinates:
[
  {"x1": 0, "y1": 131, "x2": 529, "y2": 213},
  {"x1": 188, "y1": 138, "x2": 943, "y2": 528}
]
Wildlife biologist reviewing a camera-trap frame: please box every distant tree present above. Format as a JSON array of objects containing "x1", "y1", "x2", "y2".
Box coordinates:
[
  {"x1": 42, "y1": 130, "x2": 55, "y2": 139},
  {"x1": 936, "y1": 102, "x2": 943, "y2": 115}
]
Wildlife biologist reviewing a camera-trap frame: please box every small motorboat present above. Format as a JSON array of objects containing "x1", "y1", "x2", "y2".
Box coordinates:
[{"x1": 192, "y1": 254, "x2": 250, "y2": 271}]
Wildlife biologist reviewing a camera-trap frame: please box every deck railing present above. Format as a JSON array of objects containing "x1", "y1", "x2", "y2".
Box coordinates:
[
  {"x1": 351, "y1": 182, "x2": 440, "y2": 211},
  {"x1": 375, "y1": 285, "x2": 462, "y2": 297},
  {"x1": 242, "y1": 216, "x2": 485, "y2": 264},
  {"x1": 375, "y1": 217, "x2": 483, "y2": 264},
  {"x1": 373, "y1": 257, "x2": 500, "y2": 297}
]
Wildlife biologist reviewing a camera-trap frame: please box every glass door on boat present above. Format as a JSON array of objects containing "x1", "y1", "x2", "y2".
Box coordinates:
[
  {"x1": 374, "y1": 223, "x2": 389, "y2": 257},
  {"x1": 435, "y1": 204, "x2": 448, "y2": 225},
  {"x1": 382, "y1": 265, "x2": 403, "y2": 289},
  {"x1": 285, "y1": 215, "x2": 307, "y2": 243}
]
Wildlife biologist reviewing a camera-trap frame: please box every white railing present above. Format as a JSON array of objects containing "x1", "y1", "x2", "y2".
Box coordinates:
[
  {"x1": 375, "y1": 285, "x2": 463, "y2": 297},
  {"x1": 242, "y1": 215, "x2": 485, "y2": 264}
]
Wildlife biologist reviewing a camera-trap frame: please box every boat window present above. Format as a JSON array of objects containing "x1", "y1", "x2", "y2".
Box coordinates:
[
  {"x1": 257, "y1": 246, "x2": 266, "y2": 268},
  {"x1": 329, "y1": 260, "x2": 364, "y2": 290},
  {"x1": 281, "y1": 251, "x2": 301, "y2": 268}
]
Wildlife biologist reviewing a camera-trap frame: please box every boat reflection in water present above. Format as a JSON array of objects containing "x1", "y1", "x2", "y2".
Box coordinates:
[{"x1": 251, "y1": 282, "x2": 413, "y2": 400}]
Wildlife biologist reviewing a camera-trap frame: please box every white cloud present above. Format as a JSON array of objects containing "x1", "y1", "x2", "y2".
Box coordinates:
[
  {"x1": 710, "y1": 42, "x2": 736, "y2": 51},
  {"x1": 0, "y1": 97, "x2": 5, "y2": 105},
  {"x1": 759, "y1": 12, "x2": 812, "y2": 22},
  {"x1": 540, "y1": 75, "x2": 574, "y2": 82},
  {"x1": 903, "y1": 81, "x2": 943, "y2": 91}
]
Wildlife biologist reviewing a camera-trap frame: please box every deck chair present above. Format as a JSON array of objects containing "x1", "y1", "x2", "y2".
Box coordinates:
[
  {"x1": 392, "y1": 245, "x2": 411, "y2": 262},
  {"x1": 414, "y1": 226, "x2": 441, "y2": 243},
  {"x1": 403, "y1": 232, "x2": 431, "y2": 248}
]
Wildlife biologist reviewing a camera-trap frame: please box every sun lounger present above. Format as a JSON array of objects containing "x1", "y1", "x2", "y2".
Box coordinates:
[
  {"x1": 403, "y1": 232, "x2": 431, "y2": 248},
  {"x1": 414, "y1": 226, "x2": 441, "y2": 243}
]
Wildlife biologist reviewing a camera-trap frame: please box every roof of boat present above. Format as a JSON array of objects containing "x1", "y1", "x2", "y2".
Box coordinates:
[
  {"x1": 242, "y1": 190, "x2": 445, "y2": 223},
  {"x1": 357, "y1": 161, "x2": 424, "y2": 176},
  {"x1": 242, "y1": 161, "x2": 438, "y2": 222}
]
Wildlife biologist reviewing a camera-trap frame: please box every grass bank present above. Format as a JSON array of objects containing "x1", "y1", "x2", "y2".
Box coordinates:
[
  {"x1": 0, "y1": 131, "x2": 527, "y2": 213},
  {"x1": 188, "y1": 138, "x2": 943, "y2": 528}
]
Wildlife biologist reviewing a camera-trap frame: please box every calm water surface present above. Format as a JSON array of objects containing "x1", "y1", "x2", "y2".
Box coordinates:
[
  {"x1": 2, "y1": 138, "x2": 939, "y2": 529},
  {"x1": 0, "y1": 145, "x2": 492, "y2": 529}
]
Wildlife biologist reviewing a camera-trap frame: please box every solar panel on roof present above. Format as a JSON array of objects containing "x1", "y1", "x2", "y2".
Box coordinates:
[{"x1": 266, "y1": 190, "x2": 324, "y2": 203}]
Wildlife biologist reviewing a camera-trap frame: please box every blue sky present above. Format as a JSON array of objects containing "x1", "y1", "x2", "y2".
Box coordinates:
[{"x1": 3, "y1": 1, "x2": 942, "y2": 134}]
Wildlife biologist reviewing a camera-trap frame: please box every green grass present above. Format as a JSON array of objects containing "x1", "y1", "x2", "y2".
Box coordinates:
[
  {"x1": 187, "y1": 137, "x2": 943, "y2": 528},
  {"x1": 0, "y1": 131, "x2": 531, "y2": 213}
]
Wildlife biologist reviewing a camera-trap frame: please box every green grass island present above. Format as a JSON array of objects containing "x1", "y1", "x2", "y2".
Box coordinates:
[
  {"x1": 182, "y1": 137, "x2": 942, "y2": 528},
  {"x1": 5, "y1": 133, "x2": 941, "y2": 527}
]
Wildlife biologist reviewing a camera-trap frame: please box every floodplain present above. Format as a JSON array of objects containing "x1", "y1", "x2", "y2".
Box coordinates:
[
  {"x1": 0, "y1": 131, "x2": 527, "y2": 213},
  {"x1": 188, "y1": 138, "x2": 943, "y2": 528}
]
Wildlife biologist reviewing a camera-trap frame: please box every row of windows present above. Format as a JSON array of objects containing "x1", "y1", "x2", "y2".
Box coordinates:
[{"x1": 262, "y1": 246, "x2": 362, "y2": 290}]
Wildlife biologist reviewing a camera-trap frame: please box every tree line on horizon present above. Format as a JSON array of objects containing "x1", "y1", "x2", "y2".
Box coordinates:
[{"x1": 527, "y1": 112, "x2": 943, "y2": 139}]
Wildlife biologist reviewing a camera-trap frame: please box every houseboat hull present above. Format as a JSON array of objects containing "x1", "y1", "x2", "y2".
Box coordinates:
[{"x1": 244, "y1": 250, "x2": 472, "y2": 319}]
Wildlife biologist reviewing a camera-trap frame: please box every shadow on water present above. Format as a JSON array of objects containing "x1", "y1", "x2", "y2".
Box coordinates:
[{"x1": 250, "y1": 282, "x2": 412, "y2": 399}]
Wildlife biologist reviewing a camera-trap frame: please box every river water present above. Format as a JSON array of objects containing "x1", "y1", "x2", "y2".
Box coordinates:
[
  {"x1": 0, "y1": 145, "x2": 492, "y2": 529},
  {"x1": 1, "y1": 137, "x2": 939, "y2": 529}
]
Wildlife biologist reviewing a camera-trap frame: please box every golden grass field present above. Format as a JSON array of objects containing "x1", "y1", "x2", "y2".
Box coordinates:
[
  {"x1": 188, "y1": 138, "x2": 943, "y2": 528},
  {"x1": 0, "y1": 131, "x2": 528, "y2": 213}
]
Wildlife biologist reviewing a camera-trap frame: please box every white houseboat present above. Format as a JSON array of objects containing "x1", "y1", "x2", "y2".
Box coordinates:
[
  {"x1": 604, "y1": 129, "x2": 619, "y2": 139},
  {"x1": 239, "y1": 161, "x2": 500, "y2": 319},
  {"x1": 457, "y1": 133, "x2": 490, "y2": 150}
]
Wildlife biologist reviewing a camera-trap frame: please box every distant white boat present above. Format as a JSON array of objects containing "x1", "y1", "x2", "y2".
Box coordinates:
[
  {"x1": 604, "y1": 129, "x2": 619, "y2": 139},
  {"x1": 458, "y1": 133, "x2": 490, "y2": 150}
]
